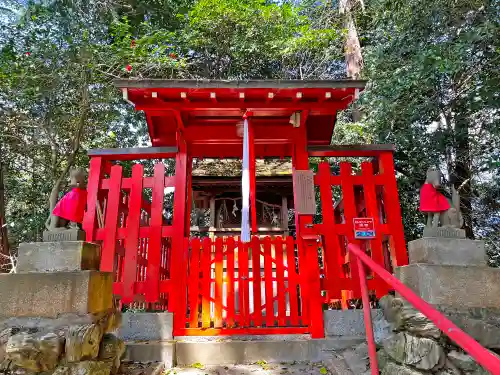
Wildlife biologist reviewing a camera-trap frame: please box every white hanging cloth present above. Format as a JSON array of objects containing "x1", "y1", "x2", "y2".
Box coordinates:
[{"x1": 241, "y1": 117, "x2": 251, "y2": 243}]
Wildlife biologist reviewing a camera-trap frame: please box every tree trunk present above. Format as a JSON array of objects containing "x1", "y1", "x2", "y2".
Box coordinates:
[
  {"x1": 47, "y1": 67, "x2": 90, "y2": 229},
  {"x1": 341, "y1": 2, "x2": 363, "y2": 122},
  {"x1": 453, "y1": 115, "x2": 474, "y2": 239},
  {"x1": 0, "y1": 155, "x2": 10, "y2": 270}
]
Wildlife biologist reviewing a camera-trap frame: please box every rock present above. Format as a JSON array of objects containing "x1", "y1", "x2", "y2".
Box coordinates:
[
  {"x1": 61, "y1": 361, "x2": 112, "y2": 375},
  {"x1": 447, "y1": 350, "x2": 480, "y2": 372},
  {"x1": 383, "y1": 332, "x2": 445, "y2": 370},
  {"x1": 373, "y1": 314, "x2": 393, "y2": 347},
  {"x1": 380, "y1": 295, "x2": 401, "y2": 323},
  {"x1": 102, "y1": 310, "x2": 122, "y2": 333},
  {"x1": 52, "y1": 365, "x2": 71, "y2": 375},
  {"x1": 0, "y1": 328, "x2": 14, "y2": 362},
  {"x1": 434, "y1": 361, "x2": 461, "y2": 375},
  {"x1": 5, "y1": 332, "x2": 63, "y2": 372},
  {"x1": 342, "y1": 342, "x2": 369, "y2": 374},
  {"x1": 398, "y1": 306, "x2": 441, "y2": 340},
  {"x1": 324, "y1": 354, "x2": 354, "y2": 375},
  {"x1": 65, "y1": 324, "x2": 102, "y2": 362},
  {"x1": 98, "y1": 334, "x2": 125, "y2": 375},
  {"x1": 0, "y1": 311, "x2": 118, "y2": 340},
  {"x1": 377, "y1": 349, "x2": 390, "y2": 371},
  {"x1": 98, "y1": 334, "x2": 124, "y2": 361},
  {"x1": 381, "y1": 362, "x2": 427, "y2": 375},
  {"x1": 379, "y1": 295, "x2": 441, "y2": 339}
]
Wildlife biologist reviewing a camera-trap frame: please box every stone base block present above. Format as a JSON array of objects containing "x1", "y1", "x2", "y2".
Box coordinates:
[
  {"x1": 124, "y1": 341, "x2": 175, "y2": 368},
  {"x1": 118, "y1": 313, "x2": 173, "y2": 341},
  {"x1": 396, "y1": 264, "x2": 500, "y2": 309},
  {"x1": 43, "y1": 229, "x2": 86, "y2": 242},
  {"x1": 323, "y1": 310, "x2": 391, "y2": 344},
  {"x1": 17, "y1": 241, "x2": 101, "y2": 273},
  {"x1": 436, "y1": 306, "x2": 500, "y2": 349},
  {"x1": 408, "y1": 238, "x2": 486, "y2": 266},
  {"x1": 0, "y1": 271, "x2": 113, "y2": 318}
]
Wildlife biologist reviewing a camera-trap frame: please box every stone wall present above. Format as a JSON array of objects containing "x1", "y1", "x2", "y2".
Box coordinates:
[
  {"x1": 0, "y1": 241, "x2": 125, "y2": 375},
  {"x1": 375, "y1": 295, "x2": 492, "y2": 375},
  {"x1": 373, "y1": 235, "x2": 500, "y2": 375}
]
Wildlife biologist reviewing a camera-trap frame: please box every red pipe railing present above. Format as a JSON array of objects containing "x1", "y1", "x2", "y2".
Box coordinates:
[{"x1": 348, "y1": 243, "x2": 500, "y2": 375}]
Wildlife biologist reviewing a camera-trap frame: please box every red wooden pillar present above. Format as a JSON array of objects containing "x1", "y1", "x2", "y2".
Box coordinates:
[
  {"x1": 378, "y1": 152, "x2": 408, "y2": 266},
  {"x1": 291, "y1": 114, "x2": 324, "y2": 338},
  {"x1": 171, "y1": 132, "x2": 190, "y2": 331},
  {"x1": 83, "y1": 156, "x2": 104, "y2": 242}
]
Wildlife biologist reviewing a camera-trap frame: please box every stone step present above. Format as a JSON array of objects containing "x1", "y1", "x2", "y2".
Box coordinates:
[
  {"x1": 124, "y1": 337, "x2": 364, "y2": 367},
  {"x1": 175, "y1": 337, "x2": 364, "y2": 366}
]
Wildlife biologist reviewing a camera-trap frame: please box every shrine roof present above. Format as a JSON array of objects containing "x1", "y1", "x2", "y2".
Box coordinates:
[{"x1": 114, "y1": 79, "x2": 366, "y2": 157}]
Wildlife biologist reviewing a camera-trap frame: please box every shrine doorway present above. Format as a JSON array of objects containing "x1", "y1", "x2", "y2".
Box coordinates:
[
  {"x1": 177, "y1": 158, "x2": 308, "y2": 335},
  {"x1": 179, "y1": 235, "x2": 308, "y2": 335}
]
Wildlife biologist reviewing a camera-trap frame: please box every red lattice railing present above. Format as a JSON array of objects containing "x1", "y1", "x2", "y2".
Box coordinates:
[
  {"x1": 175, "y1": 236, "x2": 309, "y2": 336},
  {"x1": 83, "y1": 158, "x2": 175, "y2": 310},
  {"x1": 313, "y1": 152, "x2": 409, "y2": 301}
]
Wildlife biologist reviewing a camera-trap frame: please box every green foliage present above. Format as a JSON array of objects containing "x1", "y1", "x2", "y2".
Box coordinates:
[{"x1": 360, "y1": 0, "x2": 499, "y2": 244}]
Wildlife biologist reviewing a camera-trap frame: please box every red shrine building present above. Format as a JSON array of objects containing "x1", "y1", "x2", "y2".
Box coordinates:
[{"x1": 83, "y1": 80, "x2": 408, "y2": 338}]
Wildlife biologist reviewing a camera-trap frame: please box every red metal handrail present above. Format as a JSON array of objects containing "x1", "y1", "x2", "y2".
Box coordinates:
[{"x1": 348, "y1": 243, "x2": 500, "y2": 375}]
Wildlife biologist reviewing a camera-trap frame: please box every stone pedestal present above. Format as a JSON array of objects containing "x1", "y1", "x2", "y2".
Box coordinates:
[
  {"x1": 17, "y1": 241, "x2": 101, "y2": 273},
  {"x1": 0, "y1": 241, "x2": 123, "y2": 374},
  {"x1": 396, "y1": 235, "x2": 500, "y2": 348}
]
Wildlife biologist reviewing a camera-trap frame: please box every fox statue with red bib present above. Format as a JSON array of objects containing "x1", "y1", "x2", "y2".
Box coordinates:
[{"x1": 420, "y1": 166, "x2": 463, "y2": 229}]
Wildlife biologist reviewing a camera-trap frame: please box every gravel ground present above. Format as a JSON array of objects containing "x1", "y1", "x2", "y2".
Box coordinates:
[
  {"x1": 164, "y1": 362, "x2": 331, "y2": 375},
  {"x1": 120, "y1": 361, "x2": 333, "y2": 375}
]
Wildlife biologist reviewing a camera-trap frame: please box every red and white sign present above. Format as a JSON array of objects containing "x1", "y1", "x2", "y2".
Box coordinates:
[{"x1": 353, "y1": 217, "x2": 376, "y2": 239}]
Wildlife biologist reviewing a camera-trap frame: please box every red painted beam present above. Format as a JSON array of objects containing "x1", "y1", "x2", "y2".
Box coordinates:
[
  {"x1": 134, "y1": 100, "x2": 351, "y2": 112},
  {"x1": 188, "y1": 143, "x2": 292, "y2": 158},
  {"x1": 184, "y1": 125, "x2": 297, "y2": 144},
  {"x1": 88, "y1": 147, "x2": 178, "y2": 160}
]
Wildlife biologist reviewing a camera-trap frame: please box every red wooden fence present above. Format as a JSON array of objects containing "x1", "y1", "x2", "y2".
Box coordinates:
[
  {"x1": 83, "y1": 158, "x2": 175, "y2": 309},
  {"x1": 83, "y1": 149, "x2": 409, "y2": 336},
  {"x1": 315, "y1": 154, "x2": 408, "y2": 301},
  {"x1": 175, "y1": 236, "x2": 308, "y2": 336}
]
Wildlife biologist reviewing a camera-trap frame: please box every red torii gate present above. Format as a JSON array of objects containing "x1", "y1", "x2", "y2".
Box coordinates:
[{"x1": 82, "y1": 80, "x2": 408, "y2": 338}]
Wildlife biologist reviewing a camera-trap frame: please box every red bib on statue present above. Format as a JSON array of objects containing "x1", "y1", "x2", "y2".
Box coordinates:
[
  {"x1": 419, "y1": 183, "x2": 450, "y2": 212},
  {"x1": 52, "y1": 187, "x2": 87, "y2": 223}
]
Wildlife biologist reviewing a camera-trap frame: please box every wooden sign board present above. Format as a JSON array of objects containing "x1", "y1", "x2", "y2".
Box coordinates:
[
  {"x1": 353, "y1": 217, "x2": 376, "y2": 239},
  {"x1": 293, "y1": 170, "x2": 316, "y2": 215}
]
